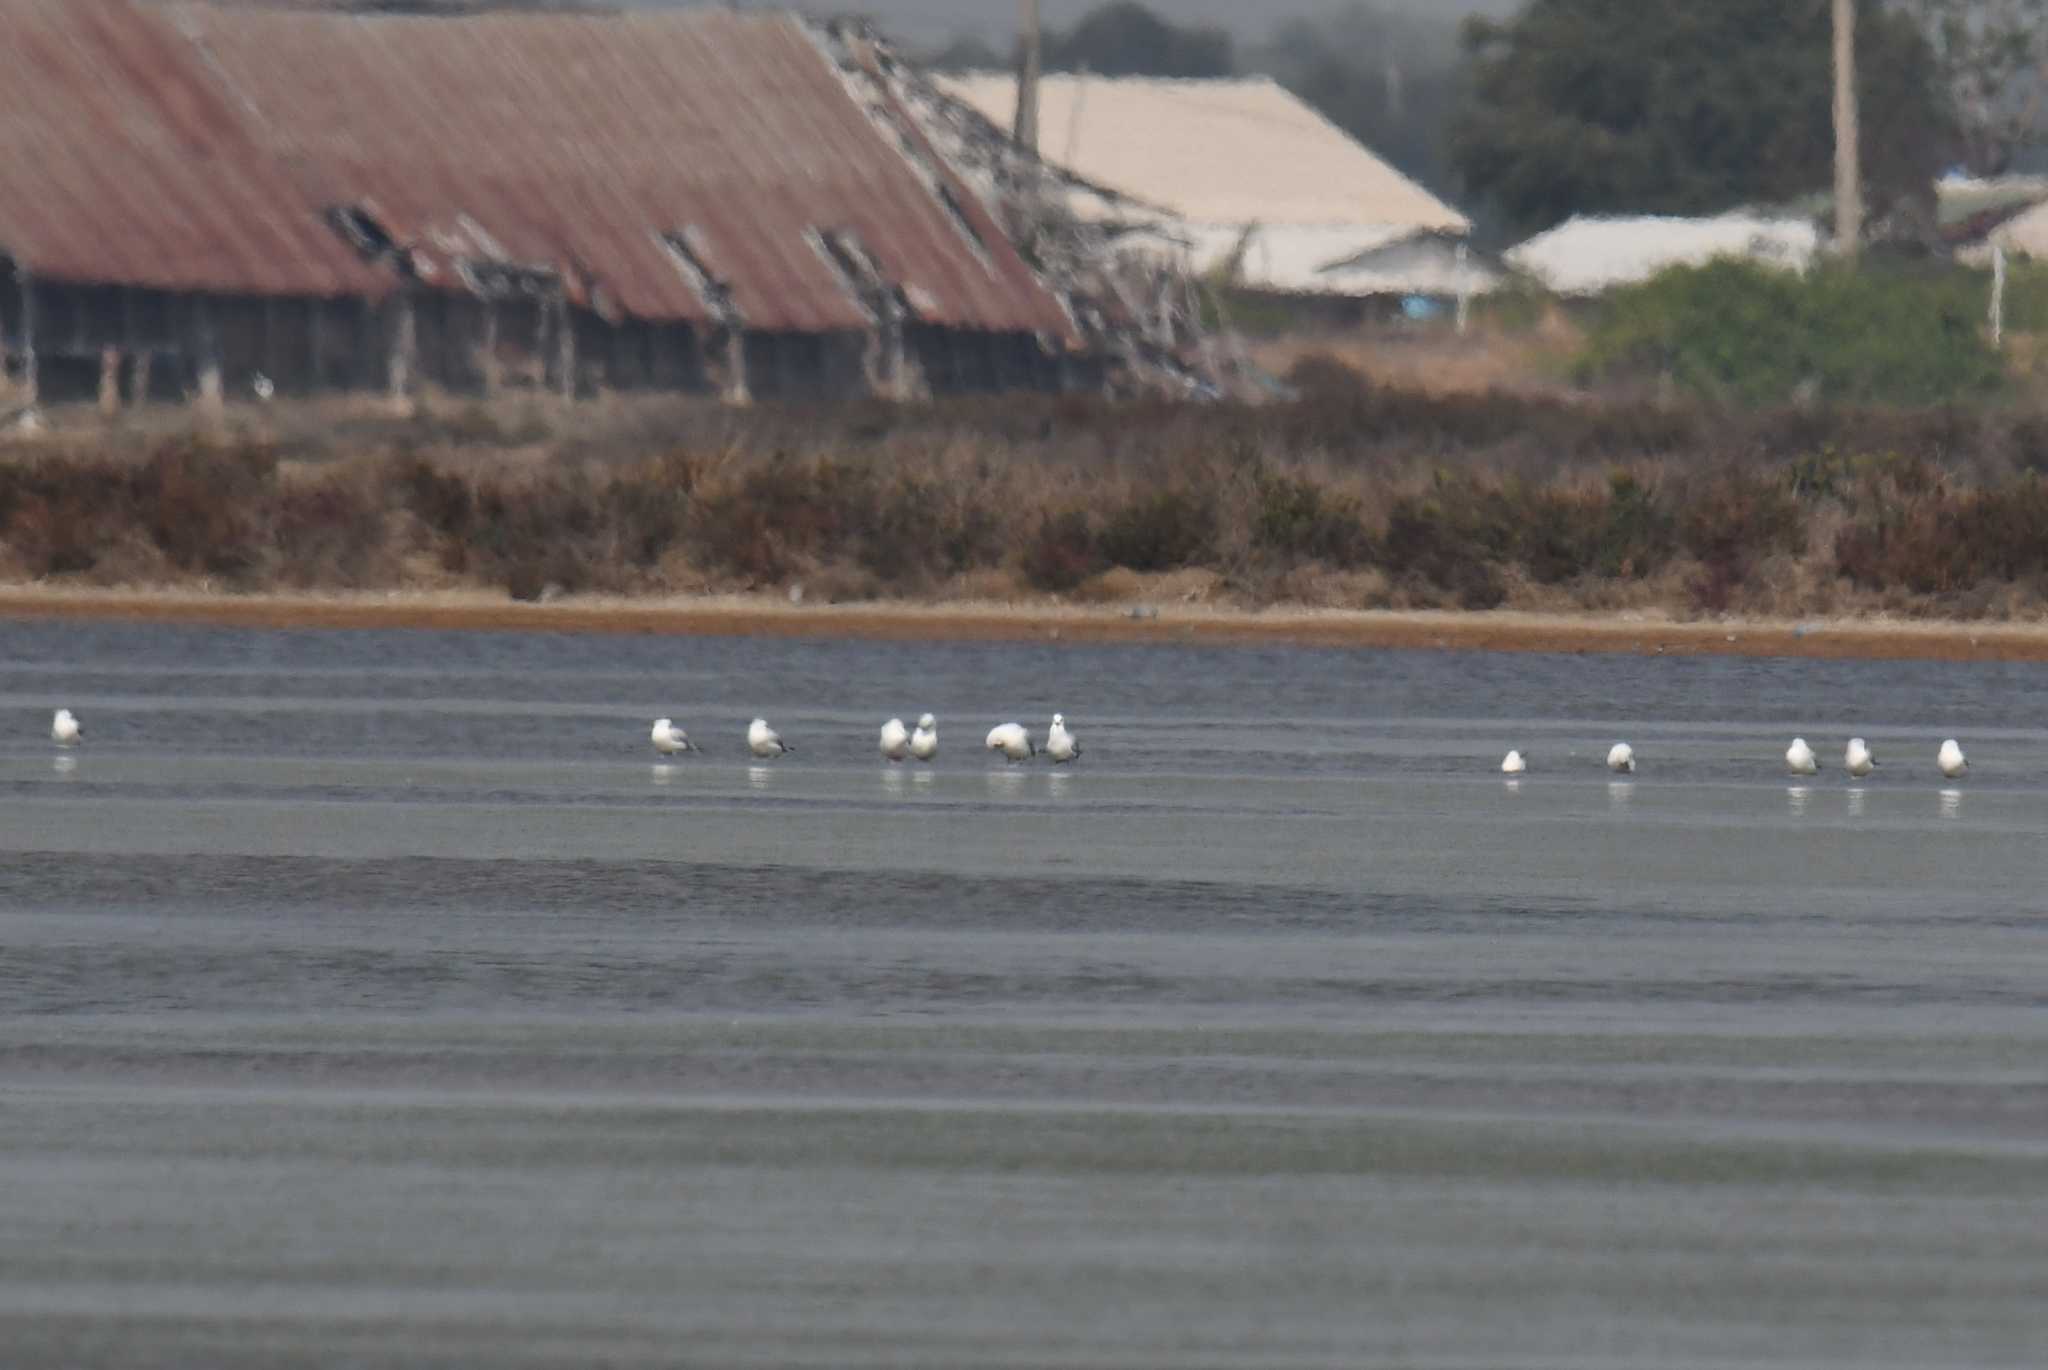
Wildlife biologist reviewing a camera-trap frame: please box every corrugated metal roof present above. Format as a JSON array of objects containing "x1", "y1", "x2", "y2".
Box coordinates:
[
  {"x1": 174, "y1": 6, "x2": 1072, "y2": 335},
  {"x1": 1504, "y1": 215, "x2": 1820, "y2": 296},
  {"x1": 939, "y1": 73, "x2": 1470, "y2": 235},
  {"x1": 0, "y1": 0, "x2": 386, "y2": 296}
]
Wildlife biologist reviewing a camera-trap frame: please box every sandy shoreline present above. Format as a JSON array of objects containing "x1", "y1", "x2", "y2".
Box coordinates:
[{"x1": 1, "y1": 587, "x2": 2045, "y2": 662}]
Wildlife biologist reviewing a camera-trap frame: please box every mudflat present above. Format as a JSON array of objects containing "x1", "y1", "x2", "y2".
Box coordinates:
[{"x1": 1, "y1": 585, "x2": 2044, "y2": 661}]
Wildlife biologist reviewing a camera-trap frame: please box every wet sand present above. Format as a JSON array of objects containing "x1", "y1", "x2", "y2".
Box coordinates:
[{"x1": 0, "y1": 586, "x2": 2044, "y2": 661}]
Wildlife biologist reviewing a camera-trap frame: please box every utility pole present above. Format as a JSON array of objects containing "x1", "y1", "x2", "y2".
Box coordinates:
[
  {"x1": 1832, "y1": 0, "x2": 1862, "y2": 257},
  {"x1": 1014, "y1": 0, "x2": 1041, "y2": 154}
]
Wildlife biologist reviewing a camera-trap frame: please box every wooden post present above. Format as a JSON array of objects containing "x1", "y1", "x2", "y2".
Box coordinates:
[
  {"x1": 98, "y1": 345, "x2": 120, "y2": 416},
  {"x1": 388, "y1": 291, "x2": 416, "y2": 402},
  {"x1": 1014, "y1": 0, "x2": 1041, "y2": 152},
  {"x1": 1992, "y1": 241, "x2": 2008, "y2": 346},
  {"x1": 1455, "y1": 241, "x2": 1473, "y2": 335},
  {"x1": 195, "y1": 297, "x2": 223, "y2": 421},
  {"x1": 19, "y1": 269, "x2": 37, "y2": 406},
  {"x1": 724, "y1": 328, "x2": 750, "y2": 406},
  {"x1": 131, "y1": 351, "x2": 153, "y2": 406},
  {"x1": 554, "y1": 295, "x2": 575, "y2": 400},
  {"x1": 1832, "y1": 0, "x2": 1862, "y2": 257}
]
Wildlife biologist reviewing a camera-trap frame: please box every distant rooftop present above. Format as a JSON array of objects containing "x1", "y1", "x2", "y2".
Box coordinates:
[
  {"x1": 938, "y1": 72, "x2": 1469, "y2": 234},
  {"x1": 1504, "y1": 214, "x2": 1822, "y2": 296}
]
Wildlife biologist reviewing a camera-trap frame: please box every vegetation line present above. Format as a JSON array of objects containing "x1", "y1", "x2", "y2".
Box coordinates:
[{"x1": 7, "y1": 368, "x2": 2048, "y2": 638}]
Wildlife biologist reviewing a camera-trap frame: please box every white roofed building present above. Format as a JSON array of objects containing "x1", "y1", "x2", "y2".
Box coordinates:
[
  {"x1": 936, "y1": 72, "x2": 1494, "y2": 304},
  {"x1": 1503, "y1": 214, "x2": 1822, "y2": 295}
]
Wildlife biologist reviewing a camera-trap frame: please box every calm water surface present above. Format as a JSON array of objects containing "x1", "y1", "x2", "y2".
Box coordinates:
[{"x1": 1, "y1": 620, "x2": 2045, "y2": 1368}]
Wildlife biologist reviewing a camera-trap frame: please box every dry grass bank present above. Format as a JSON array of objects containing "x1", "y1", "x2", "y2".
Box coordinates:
[{"x1": 6, "y1": 367, "x2": 2048, "y2": 631}]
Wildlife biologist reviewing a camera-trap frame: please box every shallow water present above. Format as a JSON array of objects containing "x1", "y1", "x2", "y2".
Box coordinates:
[{"x1": 1, "y1": 620, "x2": 2045, "y2": 1367}]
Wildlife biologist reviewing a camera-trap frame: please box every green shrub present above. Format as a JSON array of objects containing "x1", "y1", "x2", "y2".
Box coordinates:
[
  {"x1": 134, "y1": 440, "x2": 279, "y2": 581},
  {"x1": 1251, "y1": 472, "x2": 1373, "y2": 566},
  {"x1": 1019, "y1": 510, "x2": 1101, "y2": 592},
  {"x1": 1381, "y1": 475, "x2": 1518, "y2": 607},
  {"x1": 1098, "y1": 488, "x2": 1216, "y2": 571},
  {"x1": 1578, "y1": 259, "x2": 2006, "y2": 408}
]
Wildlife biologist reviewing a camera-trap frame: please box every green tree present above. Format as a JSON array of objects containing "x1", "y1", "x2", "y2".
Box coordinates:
[
  {"x1": 924, "y1": 32, "x2": 1007, "y2": 74},
  {"x1": 1451, "y1": 0, "x2": 1953, "y2": 234},
  {"x1": 1047, "y1": 2, "x2": 1233, "y2": 78},
  {"x1": 1576, "y1": 258, "x2": 2005, "y2": 406},
  {"x1": 1895, "y1": 0, "x2": 2048, "y2": 174}
]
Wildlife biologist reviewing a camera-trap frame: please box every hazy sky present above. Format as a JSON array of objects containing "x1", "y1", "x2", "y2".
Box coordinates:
[{"x1": 685, "y1": 1, "x2": 1520, "y2": 44}]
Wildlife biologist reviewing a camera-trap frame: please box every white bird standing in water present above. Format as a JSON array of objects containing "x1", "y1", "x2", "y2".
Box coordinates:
[
  {"x1": 650, "y1": 718, "x2": 696, "y2": 756},
  {"x1": 748, "y1": 718, "x2": 792, "y2": 758},
  {"x1": 1845, "y1": 737, "x2": 1876, "y2": 777},
  {"x1": 1606, "y1": 741, "x2": 1635, "y2": 774},
  {"x1": 51, "y1": 709, "x2": 81, "y2": 746},
  {"x1": 1501, "y1": 749, "x2": 1526, "y2": 775},
  {"x1": 879, "y1": 717, "x2": 910, "y2": 762},
  {"x1": 986, "y1": 722, "x2": 1034, "y2": 762},
  {"x1": 1785, "y1": 737, "x2": 1818, "y2": 775},
  {"x1": 1938, "y1": 738, "x2": 1968, "y2": 779},
  {"x1": 1045, "y1": 713, "x2": 1081, "y2": 764},
  {"x1": 910, "y1": 713, "x2": 938, "y2": 762}
]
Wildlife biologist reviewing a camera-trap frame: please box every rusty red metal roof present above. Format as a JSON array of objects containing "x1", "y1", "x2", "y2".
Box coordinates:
[
  {"x1": 173, "y1": 6, "x2": 1075, "y2": 337},
  {"x1": 0, "y1": 0, "x2": 386, "y2": 296}
]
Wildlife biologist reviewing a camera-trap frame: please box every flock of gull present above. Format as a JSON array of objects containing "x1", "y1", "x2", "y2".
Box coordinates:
[
  {"x1": 648, "y1": 712, "x2": 1082, "y2": 764},
  {"x1": 42, "y1": 706, "x2": 1965, "y2": 779},
  {"x1": 44, "y1": 705, "x2": 1086, "y2": 764},
  {"x1": 1505, "y1": 735, "x2": 1969, "y2": 779}
]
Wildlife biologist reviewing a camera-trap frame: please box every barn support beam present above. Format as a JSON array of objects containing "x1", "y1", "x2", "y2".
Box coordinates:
[
  {"x1": 194, "y1": 296, "x2": 223, "y2": 421},
  {"x1": 18, "y1": 269, "x2": 37, "y2": 406},
  {"x1": 720, "y1": 327, "x2": 750, "y2": 406},
  {"x1": 553, "y1": 294, "x2": 575, "y2": 400},
  {"x1": 388, "y1": 291, "x2": 417, "y2": 402},
  {"x1": 261, "y1": 295, "x2": 278, "y2": 392},
  {"x1": 98, "y1": 345, "x2": 120, "y2": 416}
]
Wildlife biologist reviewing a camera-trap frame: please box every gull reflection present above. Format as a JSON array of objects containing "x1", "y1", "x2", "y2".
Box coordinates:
[
  {"x1": 746, "y1": 764, "x2": 774, "y2": 793},
  {"x1": 649, "y1": 763, "x2": 676, "y2": 787},
  {"x1": 1502, "y1": 777, "x2": 1522, "y2": 795},
  {"x1": 51, "y1": 754, "x2": 77, "y2": 778},
  {"x1": 912, "y1": 768, "x2": 934, "y2": 791},
  {"x1": 1939, "y1": 787, "x2": 1964, "y2": 821},
  {"x1": 1607, "y1": 779, "x2": 1633, "y2": 812},
  {"x1": 1047, "y1": 771, "x2": 1072, "y2": 800},
  {"x1": 986, "y1": 768, "x2": 1026, "y2": 798},
  {"x1": 1846, "y1": 788, "x2": 1867, "y2": 819},
  {"x1": 881, "y1": 767, "x2": 907, "y2": 797},
  {"x1": 1786, "y1": 784, "x2": 1810, "y2": 817}
]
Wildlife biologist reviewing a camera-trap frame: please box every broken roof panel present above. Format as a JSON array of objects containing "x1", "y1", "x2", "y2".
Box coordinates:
[
  {"x1": 175, "y1": 6, "x2": 1073, "y2": 336},
  {"x1": 0, "y1": 0, "x2": 386, "y2": 296}
]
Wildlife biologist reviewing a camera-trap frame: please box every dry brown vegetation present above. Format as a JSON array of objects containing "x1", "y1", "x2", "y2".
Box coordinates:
[{"x1": 8, "y1": 361, "x2": 2048, "y2": 622}]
